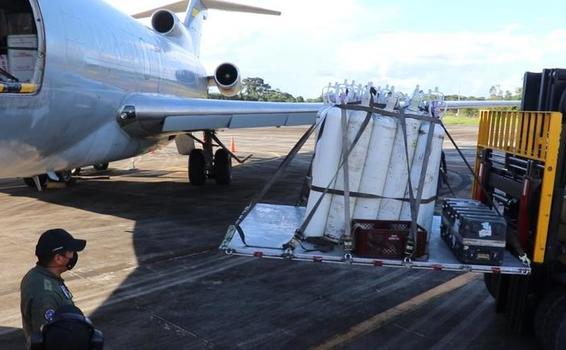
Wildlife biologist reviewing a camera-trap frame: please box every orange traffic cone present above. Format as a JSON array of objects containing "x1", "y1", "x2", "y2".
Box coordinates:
[{"x1": 230, "y1": 137, "x2": 237, "y2": 153}]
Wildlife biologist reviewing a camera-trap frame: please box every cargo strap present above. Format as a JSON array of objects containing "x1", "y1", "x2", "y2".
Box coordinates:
[
  {"x1": 398, "y1": 107, "x2": 417, "y2": 260},
  {"x1": 340, "y1": 107, "x2": 353, "y2": 251},
  {"x1": 308, "y1": 185, "x2": 437, "y2": 203},
  {"x1": 403, "y1": 106, "x2": 437, "y2": 260},
  {"x1": 343, "y1": 104, "x2": 441, "y2": 124},
  {"x1": 231, "y1": 119, "x2": 322, "y2": 247}
]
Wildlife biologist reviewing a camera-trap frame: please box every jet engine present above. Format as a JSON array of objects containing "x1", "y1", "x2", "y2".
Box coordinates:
[
  {"x1": 151, "y1": 10, "x2": 192, "y2": 48},
  {"x1": 212, "y1": 63, "x2": 241, "y2": 97}
]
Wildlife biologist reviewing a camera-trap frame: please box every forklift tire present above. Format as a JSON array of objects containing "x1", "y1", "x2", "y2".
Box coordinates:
[
  {"x1": 214, "y1": 149, "x2": 231, "y2": 185},
  {"x1": 535, "y1": 289, "x2": 566, "y2": 349},
  {"x1": 483, "y1": 273, "x2": 498, "y2": 298},
  {"x1": 544, "y1": 295, "x2": 566, "y2": 350},
  {"x1": 189, "y1": 149, "x2": 206, "y2": 186}
]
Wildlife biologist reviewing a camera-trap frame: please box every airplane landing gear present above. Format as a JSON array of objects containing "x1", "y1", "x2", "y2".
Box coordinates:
[
  {"x1": 188, "y1": 130, "x2": 236, "y2": 186},
  {"x1": 23, "y1": 170, "x2": 74, "y2": 191},
  {"x1": 188, "y1": 149, "x2": 206, "y2": 185},
  {"x1": 23, "y1": 174, "x2": 48, "y2": 189},
  {"x1": 214, "y1": 148, "x2": 232, "y2": 185}
]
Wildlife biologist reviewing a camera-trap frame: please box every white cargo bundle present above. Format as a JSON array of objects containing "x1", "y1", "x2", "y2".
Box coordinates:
[
  {"x1": 302, "y1": 84, "x2": 444, "y2": 241},
  {"x1": 220, "y1": 81, "x2": 530, "y2": 275}
]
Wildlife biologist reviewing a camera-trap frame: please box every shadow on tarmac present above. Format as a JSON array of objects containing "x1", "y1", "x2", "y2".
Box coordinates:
[{"x1": 0, "y1": 148, "x2": 539, "y2": 350}]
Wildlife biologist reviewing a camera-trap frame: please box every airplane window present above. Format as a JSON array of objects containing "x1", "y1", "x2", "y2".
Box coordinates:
[{"x1": 0, "y1": 0, "x2": 41, "y2": 90}]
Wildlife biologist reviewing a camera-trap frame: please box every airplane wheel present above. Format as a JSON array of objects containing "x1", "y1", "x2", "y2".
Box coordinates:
[
  {"x1": 93, "y1": 162, "x2": 109, "y2": 171},
  {"x1": 189, "y1": 149, "x2": 206, "y2": 185},
  {"x1": 535, "y1": 289, "x2": 566, "y2": 349},
  {"x1": 214, "y1": 149, "x2": 232, "y2": 185},
  {"x1": 23, "y1": 174, "x2": 48, "y2": 188}
]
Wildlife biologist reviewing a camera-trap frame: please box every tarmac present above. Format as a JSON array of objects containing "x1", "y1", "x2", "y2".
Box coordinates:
[{"x1": 0, "y1": 125, "x2": 539, "y2": 349}]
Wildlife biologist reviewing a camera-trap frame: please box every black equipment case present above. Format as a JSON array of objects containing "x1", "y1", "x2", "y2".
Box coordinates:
[{"x1": 440, "y1": 198, "x2": 507, "y2": 265}]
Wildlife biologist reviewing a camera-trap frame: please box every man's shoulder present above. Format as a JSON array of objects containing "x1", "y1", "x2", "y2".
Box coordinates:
[{"x1": 21, "y1": 266, "x2": 59, "y2": 295}]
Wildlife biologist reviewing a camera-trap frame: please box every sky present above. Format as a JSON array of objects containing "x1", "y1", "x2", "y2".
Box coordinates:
[{"x1": 105, "y1": 0, "x2": 566, "y2": 99}]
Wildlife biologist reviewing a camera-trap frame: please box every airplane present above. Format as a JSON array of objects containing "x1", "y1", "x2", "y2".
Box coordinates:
[{"x1": 0, "y1": 0, "x2": 519, "y2": 190}]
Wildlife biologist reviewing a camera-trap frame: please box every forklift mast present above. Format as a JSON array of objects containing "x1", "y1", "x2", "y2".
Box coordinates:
[
  {"x1": 474, "y1": 68, "x2": 566, "y2": 268},
  {"x1": 472, "y1": 69, "x2": 566, "y2": 346}
]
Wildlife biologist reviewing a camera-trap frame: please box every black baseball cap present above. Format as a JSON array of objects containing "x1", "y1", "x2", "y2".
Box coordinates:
[{"x1": 35, "y1": 229, "x2": 86, "y2": 259}]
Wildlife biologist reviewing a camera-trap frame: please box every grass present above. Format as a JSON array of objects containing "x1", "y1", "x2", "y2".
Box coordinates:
[{"x1": 441, "y1": 113, "x2": 480, "y2": 126}]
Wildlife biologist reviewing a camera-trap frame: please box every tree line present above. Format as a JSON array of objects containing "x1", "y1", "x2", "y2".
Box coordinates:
[
  {"x1": 208, "y1": 77, "x2": 322, "y2": 103},
  {"x1": 445, "y1": 84, "x2": 522, "y2": 117}
]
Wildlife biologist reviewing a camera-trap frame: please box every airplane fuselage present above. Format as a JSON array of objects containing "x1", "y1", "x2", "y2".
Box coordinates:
[{"x1": 0, "y1": 0, "x2": 207, "y2": 178}]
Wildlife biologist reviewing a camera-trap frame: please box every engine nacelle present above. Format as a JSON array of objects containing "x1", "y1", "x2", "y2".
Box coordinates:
[
  {"x1": 151, "y1": 10, "x2": 193, "y2": 48},
  {"x1": 212, "y1": 63, "x2": 241, "y2": 97}
]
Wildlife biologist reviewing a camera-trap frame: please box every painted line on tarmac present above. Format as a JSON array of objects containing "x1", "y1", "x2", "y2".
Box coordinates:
[{"x1": 311, "y1": 272, "x2": 479, "y2": 350}]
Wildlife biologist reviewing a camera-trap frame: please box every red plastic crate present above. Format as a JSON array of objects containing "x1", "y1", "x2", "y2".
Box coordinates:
[{"x1": 352, "y1": 219, "x2": 427, "y2": 259}]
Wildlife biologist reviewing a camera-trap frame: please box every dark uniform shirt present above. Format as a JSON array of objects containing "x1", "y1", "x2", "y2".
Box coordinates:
[{"x1": 20, "y1": 265, "x2": 74, "y2": 341}]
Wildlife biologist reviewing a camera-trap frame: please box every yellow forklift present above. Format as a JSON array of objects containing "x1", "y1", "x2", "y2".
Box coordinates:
[{"x1": 474, "y1": 69, "x2": 566, "y2": 349}]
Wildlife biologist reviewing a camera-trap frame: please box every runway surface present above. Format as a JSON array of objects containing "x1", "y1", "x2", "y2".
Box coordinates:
[{"x1": 0, "y1": 125, "x2": 539, "y2": 349}]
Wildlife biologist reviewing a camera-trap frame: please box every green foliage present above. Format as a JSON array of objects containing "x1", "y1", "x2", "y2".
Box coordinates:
[
  {"x1": 208, "y1": 77, "x2": 315, "y2": 102},
  {"x1": 488, "y1": 84, "x2": 522, "y2": 100},
  {"x1": 442, "y1": 112, "x2": 480, "y2": 126},
  {"x1": 443, "y1": 84, "x2": 522, "y2": 119}
]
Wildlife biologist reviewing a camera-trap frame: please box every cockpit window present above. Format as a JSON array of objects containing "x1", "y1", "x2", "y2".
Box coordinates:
[{"x1": 0, "y1": 0, "x2": 43, "y2": 93}]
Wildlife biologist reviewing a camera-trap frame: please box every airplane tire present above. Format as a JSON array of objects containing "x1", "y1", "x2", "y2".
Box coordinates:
[
  {"x1": 214, "y1": 149, "x2": 231, "y2": 185},
  {"x1": 93, "y1": 162, "x2": 109, "y2": 171},
  {"x1": 189, "y1": 149, "x2": 206, "y2": 185},
  {"x1": 23, "y1": 174, "x2": 48, "y2": 188},
  {"x1": 535, "y1": 289, "x2": 566, "y2": 349}
]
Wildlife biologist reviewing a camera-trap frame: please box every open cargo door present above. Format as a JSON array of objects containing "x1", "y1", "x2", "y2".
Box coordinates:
[{"x1": 0, "y1": 0, "x2": 43, "y2": 93}]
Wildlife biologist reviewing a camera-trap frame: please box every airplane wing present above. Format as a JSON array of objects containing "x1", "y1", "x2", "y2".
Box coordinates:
[
  {"x1": 116, "y1": 93, "x2": 325, "y2": 136},
  {"x1": 443, "y1": 100, "x2": 521, "y2": 109},
  {"x1": 116, "y1": 93, "x2": 521, "y2": 137}
]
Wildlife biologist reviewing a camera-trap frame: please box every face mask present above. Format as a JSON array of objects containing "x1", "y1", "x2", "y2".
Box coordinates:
[{"x1": 66, "y1": 252, "x2": 78, "y2": 270}]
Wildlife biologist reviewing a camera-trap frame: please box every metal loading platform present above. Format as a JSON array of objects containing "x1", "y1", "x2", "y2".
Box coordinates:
[{"x1": 219, "y1": 203, "x2": 531, "y2": 275}]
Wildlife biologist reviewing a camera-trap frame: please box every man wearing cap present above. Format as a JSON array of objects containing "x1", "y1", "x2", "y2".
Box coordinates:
[{"x1": 20, "y1": 228, "x2": 86, "y2": 345}]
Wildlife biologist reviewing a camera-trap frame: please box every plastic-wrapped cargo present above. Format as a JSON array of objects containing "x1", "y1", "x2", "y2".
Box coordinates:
[
  {"x1": 302, "y1": 107, "x2": 344, "y2": 239},
  {"x1": 302, "y1": 83, "x2": 444, "y2": 245},
  {"x1": 377, "y1": 118, "x2": 421, "y2": 220},
  {"x1": 352, "y1": 115, "x2": 397, "y2": 220},
  {"x1": 399, "y1": 123, "x2": 445, "y2": 234}
]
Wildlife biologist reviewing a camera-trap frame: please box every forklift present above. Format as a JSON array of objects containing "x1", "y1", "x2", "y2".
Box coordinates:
[{"x1": 474, "y1": 69, "x2": 566, "y2": 349}]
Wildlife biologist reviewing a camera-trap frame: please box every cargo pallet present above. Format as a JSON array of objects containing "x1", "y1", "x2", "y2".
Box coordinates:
[{"x1": 221, "y1": 203, "x2": 531, "y2": 275}]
